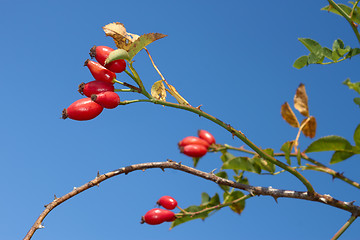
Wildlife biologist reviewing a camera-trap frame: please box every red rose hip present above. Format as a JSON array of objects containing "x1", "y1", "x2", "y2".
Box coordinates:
[
  {"x1": 84, "y1": 59, "x2": 116, "y2": 84},
  {"x1": 157, "y1": 196, "x2": 178, "y2": 210},
  {"x1": 142, "y1": 208, "x2": 176, "y2": 225},
  {"x1": 91, "y1": 91, "x2": 120, "y2": 109},
  {"x1": 90, "y1": 45, "x2": 126, "y2": 73},
  {"x1": 198, "y1": 129, "x2": 216, "y2": 145},
  {"x1": 178, "y1": 136, "x2": 210, "y2": 149},
  {"x1": 62, "y1": 98, "x2": 103, "y2": 121},
  {"x1": 79, "y1": 81, "x2": 115, "y2": 97},
  {"x1": 180, "y1": 144, "x2": 208, "y2": 158}
]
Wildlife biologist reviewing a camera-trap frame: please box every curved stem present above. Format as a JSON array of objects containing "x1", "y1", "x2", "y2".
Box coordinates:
[
  {"x1": 331, "y1": 214, "x2": 358, "y2": 240},
  {"x1": 328, "y1": 0, "x2": 360, "y2": 45},
  {"x1": 23, "y1": 161, "x2": 360, "y2": 240},
  {"x1": 119, "y1": 99, "x2": 315, "y2": 193},
  {"x1": 128, "y1": 63, "x2": 152, "y2": 99}
]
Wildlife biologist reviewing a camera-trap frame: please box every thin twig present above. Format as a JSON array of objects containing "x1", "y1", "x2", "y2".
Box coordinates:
[
  {"x1": 331, "y1": 214, "x2": 358, "y2": 240},
  {"x1": 24, "y1": 161, "x2": 360, "y2": 240}
]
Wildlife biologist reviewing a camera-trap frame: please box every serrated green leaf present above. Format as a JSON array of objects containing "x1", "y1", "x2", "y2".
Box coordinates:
[
  {"x1": 170, "y1": 205, "x2": 207, "y2": 229},
  {"x1": 105, "y1": 48, "x2": 130, "y2": 65},
  {"x1": 280, "y1": 141, "x2": 294, "y2": 165},
  {"x1": 222, "y1": 157, "x2": 261, "y2": 174},
  {"x1": 263, "y1": 148, "x2": 274, "y2": 156},
  {"x1": 305, "y1": 135, "x2": 353, "y2": 153},
  {"x1": 354, "y1": 124, "x2": 360, "y2": 147},
  {"x1": 321, "y1": 4, "x2": 360, "y2": 24},
  {"x1": 322, "y1": 47, "x2": 333, "y2": 60},
  {"x1": 215, "y1": 171, "x2": 230, "y2": 192},
  {"x1": 253, "y1": 156, "x2": 275, "y2": 173},
  {"x1": 343, "y1": 78, "x2": 360, "y2": 94},
  {"x1": 127, "y1": 33, "x2": 167, "y2": 60},
  {"x1": 354, "y1": 97, "x2": 360, "y2": 107},
  {"x1": 330, "y1": 151, "x2": 355, "y2": 164},
  {"x1": 293, "y1": 55, "x2": 308, "y2": 69},
  {"x1": 336, "y1": 48, "x2": 350, "y2": 57},
  {"x1": 346, "y1": 48, "x2": 360, "y2": 58},
  {"x1": 223, "y1": 191, "x2": 246, "y2": 214}
]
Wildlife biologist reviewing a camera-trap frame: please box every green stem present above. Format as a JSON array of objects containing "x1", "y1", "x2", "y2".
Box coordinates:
[
  {"x1": 350, "y1": 0, "x2": 360, "y2": 19},
  {"x1": 331, "y1": 215, "x2": 357, "y2": 240},
  {"x1": 128, "y1": 63, "x2": 152, "y2": 99},
  {"x1": 120, "y1": 99, "x2": 315, "y2": 193},
  {"x1": 328, "y1": 0, "x2": 360, "y2": 45},
  {"x1": 124, "y1": 69, "x2": 138, "y2": 83}
]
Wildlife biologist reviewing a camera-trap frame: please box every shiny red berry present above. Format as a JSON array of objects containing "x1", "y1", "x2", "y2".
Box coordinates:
[
  {"x1": 84, "y1": 59, "x2": 116, "y2": 84},
  {"x1": 178, "y1": 136, "x2": 210, "y2": 149},
  {"x1": 180, "y1": 144, "x2": 208, "y2": 158},
  {"x1": 198, "y1": 129, "x2": 216, "y2": 145},
  {"x1": 90, "y1": 45, "x2": 126, "y2": 73},
  {"x1": 91, "y1": 91, "x2": 120, "y2": 109},
  {"x1": 142, "y1": 208, "x2": 176, "y2": 225},
  {"x1": 62, "y1": 98, "x2": 103, "y2": 121},
  {"x1": 78, "y1": 81, "x2": 115, "y2": 97},
  {"x1": 157, "y1": 196, "x2": 178, "y2": 210}
]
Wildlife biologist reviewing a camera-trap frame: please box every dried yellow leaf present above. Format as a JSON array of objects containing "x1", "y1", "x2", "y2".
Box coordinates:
[
  {"x1": 294, "y1": 83, "x2": 309, "y2": 117},
  {"x1": 281, "y1": 102, "x2": 300, "y2": 128},
  {"x1": 102, "y1": 22, "x2": 140, "y2": 51},
  {"x1": 165, "y1": 83, "x2": 190, "y2": 105},
  {"x1": 151, "y1": 80, "x2": 166, "y2": 101},
  {"x1": 301, "y1": 116, "x2": 317, "y2": 138}
]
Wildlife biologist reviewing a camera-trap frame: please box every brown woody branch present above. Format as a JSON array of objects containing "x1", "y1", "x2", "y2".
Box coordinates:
[{"x1": 23, "y1": 160, "x2": 360, "y2": 240}]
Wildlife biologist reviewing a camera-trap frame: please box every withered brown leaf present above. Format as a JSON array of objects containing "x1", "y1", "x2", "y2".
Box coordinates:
[
  {"x1": 165, "y1": 83, "x2": 190, "y2": 105},
  {"x1": 294, "y1": 83, "x2": 309, "y2": 117},
  {"x1": 301, "y1": 116, "x2": 317, "y2": 138},
  {"x1": 103, "y1": 22, "x2": 140, "y2": 51},
  {"x1": 281, "y1": 102, "x2": 300, "y2": 128}
]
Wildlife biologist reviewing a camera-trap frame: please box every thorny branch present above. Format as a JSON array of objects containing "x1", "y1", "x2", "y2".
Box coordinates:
[{"x1": 24, "y1": 161, "x2": 360, "y2": 240}]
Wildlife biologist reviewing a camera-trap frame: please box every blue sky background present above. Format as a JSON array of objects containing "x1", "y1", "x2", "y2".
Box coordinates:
[{"x1": 1, "y1": 0, "x2": 360, "y2": 239}]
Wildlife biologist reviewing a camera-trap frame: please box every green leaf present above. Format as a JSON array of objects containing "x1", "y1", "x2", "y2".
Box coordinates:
[
  {"x1": 354, "y1": 124, "x2": 360, "y2": 147},
  {"x1": 297, "y1": 148, "x2": 302, "y2": 165},
  {"x1": 127, "y1": 33, "x2": 167, "y2": 60},
  {"x1": 192, "y1": 157, "x2": 200, "y2": 168},
  {"x1": 105, "y1": 49, "x2": 130, "y2": 65},
  {"x1": 308, "y1": 52, "x2": 324, "y2": 64},
  {"x1": 208, "y1": 193, "x2": 220, "y2": 207},
  {"x1": 222, "y1": 157, "x2": 261, "y2": 174},
  {"x1": 330, "y1": 151, "x2": 355, "y2": 164},
  {"x1": 354, "y1": 97, "x2": 360, "y2": 107},
  {"x1": 170, "y1": 205, "x2": 208, "y2": 229},
  {"x1": 305, "y1": 135, "x2": 353, "y2": 153},
  {"x1": 322, "y1": 47, "x2": 333, "y2": 60},
  {"x1": 215, "y1": 171, "x2": 230, "y2": 192},
  {"x1": 280, "y1": 141, "x2": 294, "y2": 165},
  {"x1": 293, "y1": 55, "x2": 308, "y2": 69},
  {"x1": 298, "y1": 38, "x2": 322, "y2": 55},
  {"x1": 220, "y1": 151, "x2": 235, "y2": 163},
  {"x1": 233, "y1": 173, "x2": 249, "y2": 185},
  {"x1": 346, "y1": 48, "x2": 360, "y2": 58},
  {"x1": 223, "y1": 191, "x2": 246, "y2": 214},
  {"x1": 321, "y1": 4, "x2": 360, "y2": 24},
  {"x1": 332, "y1": 39, "x2": 345, "y2": 51},
  {"x1": 201, "y1": 192, "x2": 211, "y2": 206},
  {"x1": 343, "y1": 78, "x2": 360, "y2": 94}
]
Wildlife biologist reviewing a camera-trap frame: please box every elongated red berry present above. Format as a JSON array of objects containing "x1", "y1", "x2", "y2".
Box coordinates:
[
  {"x1": 142, "y1": 208, "x2": 175, "y2": 225},
  {"x1": 78, "y1": 81, "x2": 115, "y2": 97},
  {"x1": 157, "y1": 196, "x2": 178, "y2": 210},
  {"x1": 198, "y1": 130, "x2": 216, "y2": 145},
  {"x1": 91, "y1": 91, "x2": 120, "y2": 109},
  {"x1": 178, "y1": 136, "x2": 209, "y2": 149},
  {"x1": 84, "y1": 59, "x2": 116, "y2": 84},
  {"x1": 90, "y1": 45, "x2": 126, "y2": 73},
  {"x1": 180, "y1": 144, "x2": 208, "y2": 158},
  {"x1": 62, "y1": 98, "x2": 103, "y2": 121}
]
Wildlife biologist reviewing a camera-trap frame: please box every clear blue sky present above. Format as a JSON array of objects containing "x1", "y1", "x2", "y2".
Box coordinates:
[{"x1": 1, "y1": 0, "x2": 360, "y2": 239}]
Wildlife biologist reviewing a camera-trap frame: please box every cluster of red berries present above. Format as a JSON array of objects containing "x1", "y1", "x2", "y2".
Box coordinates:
[
  {"x1": 141, "y1": 196, "x2": 178, "y2": 225},
  {"x1": 178, "y1": 130, "x2": 216, "y2": 158},
  {"x1": 62, "y1": 46, "x2": 125, "y2": 121}
]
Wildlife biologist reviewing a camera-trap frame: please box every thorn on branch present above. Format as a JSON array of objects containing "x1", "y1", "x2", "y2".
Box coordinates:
[
  {"x1": 167, "y1": 159, "x2": 174, "y2": 162},
  {"x1": 54, "y1": 194, "x2": 58, "y2": 201},
  {"x1": 160, "y1": 167, "x2": 165, "y2": 172},
  {"x1": 273, "y1": 196, "x2": 279, "y2": 204}
]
